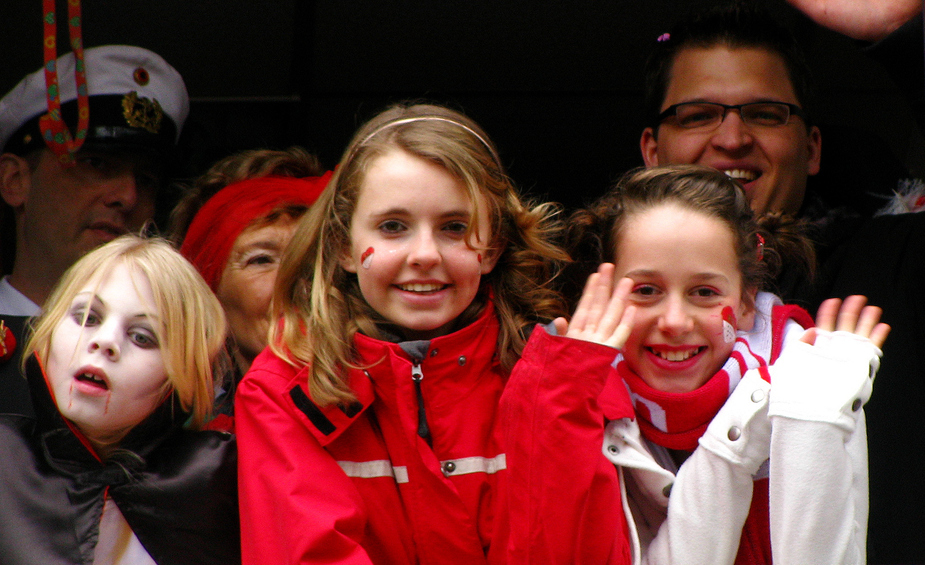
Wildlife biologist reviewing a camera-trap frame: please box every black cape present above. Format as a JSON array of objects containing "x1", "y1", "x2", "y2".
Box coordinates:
[{"x1": 0, "y1": 355, "x2": 240, "y2": 565}]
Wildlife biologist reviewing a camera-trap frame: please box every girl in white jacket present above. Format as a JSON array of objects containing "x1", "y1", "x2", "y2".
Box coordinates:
[{"x1": 500, "y1": 165, "x2": 889, "y2": 565}]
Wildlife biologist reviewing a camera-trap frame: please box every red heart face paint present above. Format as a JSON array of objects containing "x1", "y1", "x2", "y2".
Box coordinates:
[
  {"x1": 361, "y1": 247, "x2": 374, "y2": 269},
  {"x1": 722, "y1": 305, "x2": 737, "y2": 343}
]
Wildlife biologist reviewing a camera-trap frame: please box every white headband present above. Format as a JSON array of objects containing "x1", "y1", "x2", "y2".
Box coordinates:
[{"x1": 357, "y1": 115, "x2": 502, "y2": 167}]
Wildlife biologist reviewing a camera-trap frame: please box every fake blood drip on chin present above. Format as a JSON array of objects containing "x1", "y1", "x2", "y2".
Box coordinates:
[
  {"x1": 361, "y1": 247, "x2": 374, "y2": 269},
  {"x1": 722, "y1": 306, "x2": 737, "y2": 343}
]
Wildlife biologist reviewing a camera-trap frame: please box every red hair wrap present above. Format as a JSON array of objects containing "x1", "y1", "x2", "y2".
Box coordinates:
[{"x1": 180, "y1": 172, "x2": 332, "y2": 290}]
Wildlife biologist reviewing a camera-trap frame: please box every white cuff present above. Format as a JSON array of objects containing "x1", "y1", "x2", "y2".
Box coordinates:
[{"x1": 767, "y1": 330, "x2": 881, "y2": 432}]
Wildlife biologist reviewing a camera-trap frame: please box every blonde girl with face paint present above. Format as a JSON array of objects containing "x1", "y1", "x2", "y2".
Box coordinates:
[
  {"x1": 234, "y1": 103, "x2": 649, "y2": 564},
  {"x1": 0, "y1": 235, "x2": 239, "y2": 565},
  {"x1": 501, "y1": 165, "x2": 889, "y2": 564}
]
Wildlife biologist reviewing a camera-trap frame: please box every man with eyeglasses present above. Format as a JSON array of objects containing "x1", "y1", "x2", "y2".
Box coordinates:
[{"x1": 639, "y1": 6, "x2": 821, "y2": 218}]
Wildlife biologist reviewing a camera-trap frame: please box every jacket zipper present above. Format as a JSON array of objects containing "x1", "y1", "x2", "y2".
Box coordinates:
[{"x1": 411, "y1": 361, "x2": 433, "y2": 447}]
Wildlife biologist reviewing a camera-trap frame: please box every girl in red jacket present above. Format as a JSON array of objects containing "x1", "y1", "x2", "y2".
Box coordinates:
[{"x1": 235, "y1": 103, "x2": 635, "y2": 564}]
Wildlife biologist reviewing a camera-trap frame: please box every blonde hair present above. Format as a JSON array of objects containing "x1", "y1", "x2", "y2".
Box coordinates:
[
  {"x1": 25, "y1": 235, "x2": 227, "y2": 429},
  {"x1": 272, "y1": 103, "x2": 568, "y2": 407}
]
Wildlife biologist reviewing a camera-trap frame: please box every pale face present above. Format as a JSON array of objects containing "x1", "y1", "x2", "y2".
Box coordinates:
[
  {"x1": 216, "y1": 215, "x2": 300, "y2": 365},
  {"x1": 46, "y1": 262, "x2": 168, "y2": 453},
  {"x1": 614, "y1": 204, "x2": 755, "y2": 393},
  {"x1": 12, "y1": 148, "x2": 159, "y2": 283},
  {"x1": 340, "y1": 149, "x2": 498, "y2": 340},
  {"x1": 640, "y1": 47, "x2": 821, "y2": 216}
]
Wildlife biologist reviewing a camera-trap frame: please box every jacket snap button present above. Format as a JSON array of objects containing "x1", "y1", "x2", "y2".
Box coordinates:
[
  {"x1": 607, "y1": 444, "x2": 619, "y2": 455},
  {"x1": 750, "y1": 389, "x2": 765, "y2": 403},
  {"x1": 430, "y1": 349, "x2": 439, "y2": 357},
  {"x1": 662, "y1": 483, "x2": 673, "y2": 498},
  {"x1": 727, "y1": 426, "x2": 742, "y2": 441},
  {"x1": 852, "y1": 398, "x2": 862, "y2": 412},
  {"x1": 442, "y1": 461, "x2": 456, "y2": 475},
  {"x1": 458, "y1": 355, "x2": 467, "y2": 366}
]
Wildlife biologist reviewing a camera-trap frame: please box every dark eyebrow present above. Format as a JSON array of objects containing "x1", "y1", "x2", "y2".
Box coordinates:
[
  {"x1": 689, "y1": 273, "x2": 730, "y2": 284},
  {"x1": 370, "y1": 208, "x2": 473, "y2": 222},
  {"x1": 372, "y1": 207, "x2": 410, "y2": 217},
  {"x1": 676, "y1": 97, "x2": 793, "y2": 106},
  {"x1": 623, "y1": 269, "x2": 658, "y2": 280},
  {"x1": 440, "y1": 212, "x2": 473, "y2": 223},
  {"x1": 376, "y1": 206, "x2": 471, "y2": 215},
  {"x1": 73, "y1": 291, "x2": 103, "y2": 307},
  {"x1": 232, "y1": 239, "x2": 284, "y2": 254},
  {"x1": 71, "y1": 292, "x2": 159, "y2": 322},
  {"x1": 623, "y1": 270, "x2": 730, "y2": 284}
]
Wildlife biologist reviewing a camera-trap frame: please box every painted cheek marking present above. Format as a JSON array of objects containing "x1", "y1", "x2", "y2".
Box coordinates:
[
  {"x1": 721, "y1": 306, "x2": 737, "y2": 344},
  {"x1": 361, "y1": 247, "x2": 374, "y2": 269},
  {"x1": 477, "y1": 253, "x2": 482, "y2": 263}
]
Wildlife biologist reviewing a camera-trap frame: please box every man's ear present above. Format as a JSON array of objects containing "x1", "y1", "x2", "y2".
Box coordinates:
[
  {"x1": 737, "y1": 287, "x2": 759, "y2": 332},
  {"x1": 640, "y1": 127, "x2": 660, "y2": 167},
  {"x1": 806, "y1": 125, "x2": 821, "y2": 176},
  {"x1": 0, "y1": 153, "x2": 31, "y2": 208}
]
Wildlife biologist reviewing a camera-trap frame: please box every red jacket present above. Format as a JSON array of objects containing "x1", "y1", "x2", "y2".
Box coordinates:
[
  {"x1": 498, "y1": 297, "x2": 814, "y2": 565},
  {"x1": 236, "y1": 304, "x2": 635, "y2": 564},
  {"x1": 498, "y1": 326, "x2": 636, "y2": 565}
]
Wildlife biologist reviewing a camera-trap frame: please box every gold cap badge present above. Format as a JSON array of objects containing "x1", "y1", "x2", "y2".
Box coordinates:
[{"x1": 121, "y1": 91, "x2": 163, "y2": 134}]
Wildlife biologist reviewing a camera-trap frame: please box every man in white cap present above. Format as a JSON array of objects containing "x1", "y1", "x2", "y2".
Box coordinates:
[{"x1": 0, "y1": 44, "x2": 189, "y2": 415}]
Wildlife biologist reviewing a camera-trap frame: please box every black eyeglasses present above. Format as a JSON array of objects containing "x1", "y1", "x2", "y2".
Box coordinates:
[{"x1": 656, "y1": 102, "x2": 807, "y2": 129}]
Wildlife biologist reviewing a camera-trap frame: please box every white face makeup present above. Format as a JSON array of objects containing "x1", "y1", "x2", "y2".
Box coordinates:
[{"x1": 45, "y1": 262, "x2": 168, "y2": 452}]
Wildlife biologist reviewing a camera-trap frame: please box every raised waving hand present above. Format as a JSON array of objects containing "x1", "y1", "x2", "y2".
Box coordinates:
[
  {"x1": 804, "y1": 294, "x2": 891, "y2": 348},
  {"x1": 553, "y1": 263, "x2": 636, "y2": 350}
]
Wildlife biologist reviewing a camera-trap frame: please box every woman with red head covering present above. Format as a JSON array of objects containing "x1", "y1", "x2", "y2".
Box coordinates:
[{"x1": 171, "y1": 147, "x2": 330, "y2": 419}]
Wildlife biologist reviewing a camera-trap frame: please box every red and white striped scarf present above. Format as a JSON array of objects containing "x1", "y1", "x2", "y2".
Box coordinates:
[
  {"x1": 615, "y1": 292, "x2": 814, "y2": 565},
  {"x1": 613, "y1": 293, "x2": 808, "y2": 451}
]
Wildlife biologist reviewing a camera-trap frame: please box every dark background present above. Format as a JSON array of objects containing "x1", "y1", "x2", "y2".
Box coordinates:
[{"x1": 2, "y1": 0, "x2": 922, "y2": 213}]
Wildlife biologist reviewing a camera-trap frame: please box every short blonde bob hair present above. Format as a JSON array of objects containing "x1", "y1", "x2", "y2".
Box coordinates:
[{"x1": 25, "y1": 235, "x2": 227, "y2": 429}]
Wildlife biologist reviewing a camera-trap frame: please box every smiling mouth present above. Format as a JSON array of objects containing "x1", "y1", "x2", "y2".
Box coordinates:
[
  {"x1": 648, "y1": 346, "x2": 705, "y2": 362},
  {"x1": 77, "y1": 372, "x2": 109, "y2": 390},
  {"x1": 396, "y1": 283, "x2": 448, "y2": 293},
  {"x1": 723, "y1": 169, "x2": 759, "y2": 183}
]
